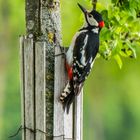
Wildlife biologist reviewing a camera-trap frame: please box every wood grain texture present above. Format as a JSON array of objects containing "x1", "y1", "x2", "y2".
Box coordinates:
[
  {"x1": 20, "y1": 36, "x2": 25, "y2": 140},
  {"x1": 74, "y1": 91, "x2": 83, "y2": 140},
  {"x1": 64, "y1": 105, "x2": 73, "y2": 139},
  {"x1": 24, "y1": 37, "x2": 35, "y2": 140},
  {"x1": 62, "y1": 48, "x2": 73, "y2": 140},
  {"x1": 54, "y1": 47, "x2": 73, "y2": 140},
  {"x1": 35, "y1": 42, "x2": 46, "y2": 140},
  {"x1": 53, "y1": 46, "x2": 65, "y2": 140}
]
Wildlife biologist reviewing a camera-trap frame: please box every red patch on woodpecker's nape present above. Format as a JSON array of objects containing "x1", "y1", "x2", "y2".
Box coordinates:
[
  {"x1": 65, "y1": 62, "x2": 73, "y2": 80},
  {"x1": 99, "y1": 21, "x2": 105, "y2": 28}
]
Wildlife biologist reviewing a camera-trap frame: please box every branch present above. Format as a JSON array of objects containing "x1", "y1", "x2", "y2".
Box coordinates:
[{"x1": 92, "y1": 0, "x2": 97, "y2": 10}]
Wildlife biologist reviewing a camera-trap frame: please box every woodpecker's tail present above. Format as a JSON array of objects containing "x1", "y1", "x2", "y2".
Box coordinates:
[{"x1": 59, "y1": 80, "x2": 75, "y2": 113}]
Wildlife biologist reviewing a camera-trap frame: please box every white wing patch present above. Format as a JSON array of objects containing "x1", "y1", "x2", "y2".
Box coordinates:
[
  {"x1": 75, "y1": 60, "x2": 83, "y2": 68},
  {"x1": 80, "y1": 35, "x2": 88, "y2": 66}
]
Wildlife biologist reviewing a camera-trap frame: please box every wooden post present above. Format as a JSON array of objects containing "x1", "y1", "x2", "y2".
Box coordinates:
[{"x1": 20, "y1": 0, "x2": 83, "y2": 140}]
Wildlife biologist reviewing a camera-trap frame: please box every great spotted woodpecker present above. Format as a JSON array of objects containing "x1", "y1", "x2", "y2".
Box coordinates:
[{"x1": 60, "y1": 3, "x2": 105, "y2": 113}]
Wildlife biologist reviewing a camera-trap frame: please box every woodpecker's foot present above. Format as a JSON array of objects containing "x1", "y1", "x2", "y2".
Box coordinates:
[
  {"x1": 55, "y1": 52, "x2": 66, "y2": 57},
  {"x1": 55, "y1": 46, "x2": 66, "y2": 57},
  {"x1": 59, "y1": 45, "x2": 65, "y2": 53}
]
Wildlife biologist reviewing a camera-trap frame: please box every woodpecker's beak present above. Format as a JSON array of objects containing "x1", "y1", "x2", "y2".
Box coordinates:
[{"x1": 77, "y1": 3, "x2": 87, "y2": 14}]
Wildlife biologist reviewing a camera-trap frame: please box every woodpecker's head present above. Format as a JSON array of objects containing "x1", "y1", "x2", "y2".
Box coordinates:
[{"x1": 78, "y1": 3, "x2": 104, "y2": 29}]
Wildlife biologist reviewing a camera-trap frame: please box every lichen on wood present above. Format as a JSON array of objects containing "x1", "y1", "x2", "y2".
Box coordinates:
[
  {"x1": 25, "y1": 0, "x2": 40, "y2": 36},
  {"x1": 40, "y1": 0, "x2": 62, "y2": 138}
]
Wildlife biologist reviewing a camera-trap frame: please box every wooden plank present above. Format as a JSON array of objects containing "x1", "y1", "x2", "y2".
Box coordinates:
[
  {"x1": 35, "y1": 42, "x2": 46, "y2": 140},
  {"x1": 20, "y1": 36, "x2": 25, "y2": 140},
  {"x1": 63, "y1": 48, "x2": 73, "y2": 139},
  {"x1": 24, "y1": 37, "x2": 35, "y2": 140},
  {"x1": 74, "y1": 91, "x2": 83, "y2": 140},
  {"x1": 53, "y1": 46, "x2": 65, "y2": 140},
  {"x1": 64, "y1": 105, "x2": 73, "y2": 140},
  {"x1": 54, "y1": 47, "x2": 73, "y2": 140}
]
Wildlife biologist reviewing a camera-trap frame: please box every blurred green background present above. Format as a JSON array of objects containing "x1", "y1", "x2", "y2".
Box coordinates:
[{"x1": 0, "y1": 0, "x2": 140, "y2": 140}]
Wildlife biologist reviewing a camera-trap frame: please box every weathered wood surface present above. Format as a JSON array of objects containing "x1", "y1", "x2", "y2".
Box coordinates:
[
  {"x1": 20, "y1": 36, "x2": 25, "y2": 140},
  {"x1": 20, "y1": 38, "x2": 83, "y2": 140},
  {"x1": 64, "y1": 106, "x2": 73, "y2": 140},
  {"x1": 54, "y1": 47, "x2": 74, "y2": 140},
  {"x1": 53, "y1": 46, "x2": 65, "y2": 140},
  {"x1": 74, "y1": 92, "x2": 83, "y2": 140},
  {"x1": 35, "y1": 42, "x2": 46, "y2": 140},
  {"x1": 24, "y1": 37, "x2": 35, "y2": 140}
]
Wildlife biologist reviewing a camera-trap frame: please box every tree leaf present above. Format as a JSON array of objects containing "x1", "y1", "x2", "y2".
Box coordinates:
[{"x1": 114, "y1": 55, "x2": 123, "y2": 69}]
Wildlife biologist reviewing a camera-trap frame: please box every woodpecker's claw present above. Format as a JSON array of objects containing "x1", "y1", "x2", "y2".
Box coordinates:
[
  {"x1": 55, "y1": 46, "x2": 67, "y2": 57},
  {"x1": 55, "y1": 52, "x2": 66, "y2": 57}
]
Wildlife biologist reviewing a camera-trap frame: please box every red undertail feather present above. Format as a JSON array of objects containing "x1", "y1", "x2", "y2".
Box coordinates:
[{"x1": 65, "y1": 62, "x2": 73, "y2": 80}]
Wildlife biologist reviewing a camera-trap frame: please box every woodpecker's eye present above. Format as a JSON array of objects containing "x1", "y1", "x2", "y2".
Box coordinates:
[{"x1": 88, "y1": 14, "x2": 92, "y2": 18}]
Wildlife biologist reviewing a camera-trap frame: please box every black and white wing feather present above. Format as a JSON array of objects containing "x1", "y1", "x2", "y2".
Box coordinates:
[{"x1": 73, "y1": 31, "x2": 99, "y2": 94}]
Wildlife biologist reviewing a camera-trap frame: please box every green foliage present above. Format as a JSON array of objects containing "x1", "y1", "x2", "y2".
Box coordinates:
[
  {"x1": 98, "y1": 1, "x2": 140, "y2": 68},
  {"x1": 62, "y1": 0, "x2": 140, "y2": 68}
]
